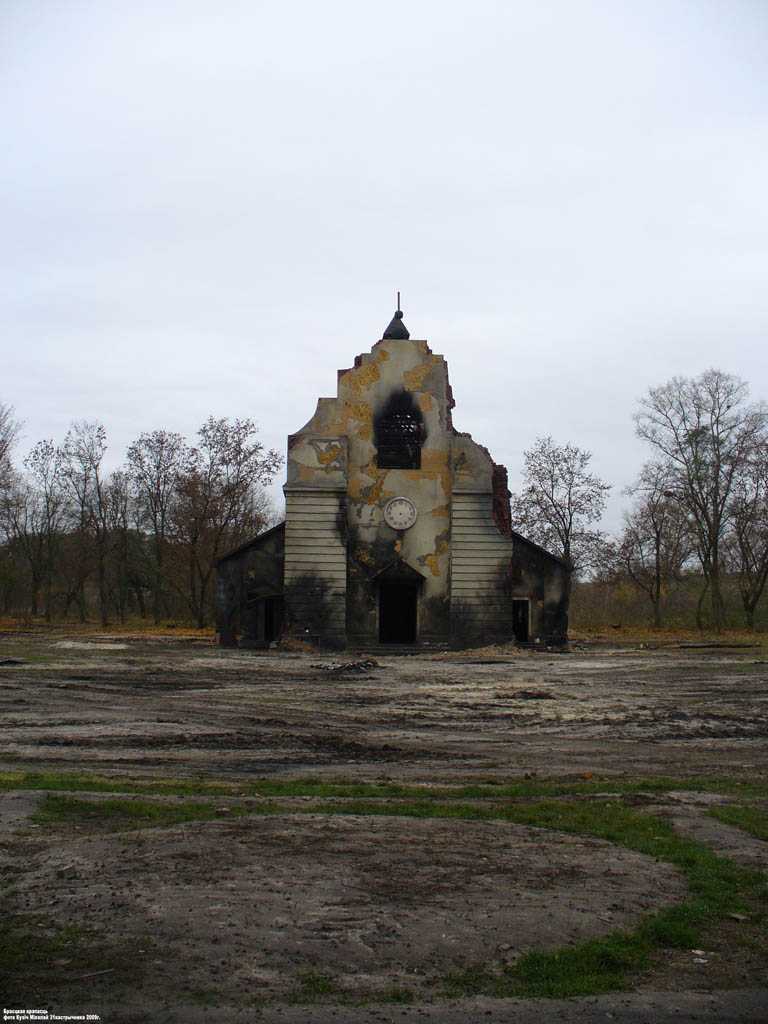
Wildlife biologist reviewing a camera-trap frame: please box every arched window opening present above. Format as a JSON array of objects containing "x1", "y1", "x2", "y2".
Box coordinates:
[{"x1": 375, "y1": 391, "x2": 424, "y2": 470}]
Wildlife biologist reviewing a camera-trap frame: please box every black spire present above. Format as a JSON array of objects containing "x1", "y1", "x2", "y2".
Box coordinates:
[{"x1": 382, "y1": 291, "x2": 410, "y2": 340}]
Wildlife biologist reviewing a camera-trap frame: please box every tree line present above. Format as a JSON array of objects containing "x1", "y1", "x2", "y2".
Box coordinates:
[
  {"x1": 2, "y1": 367, "x2": 767, "y2": 633},
  {"x1": 0, "y1": 414, "x2": 281, "y2": 627},
  {"x1": 512, "y1": 368, "x2": 768, "y2": 632}
]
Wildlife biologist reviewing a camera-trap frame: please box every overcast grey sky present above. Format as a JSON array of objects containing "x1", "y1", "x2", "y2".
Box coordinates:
[{"x1": 1, "y1": 0, "x2": 766, "y2": 531}]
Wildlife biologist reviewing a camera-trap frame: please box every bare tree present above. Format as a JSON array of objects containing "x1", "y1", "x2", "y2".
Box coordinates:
[
  {"x1": 0, "y1": 441, "x2": 68, "y2": 620},
  {"x1": 1, "y1": 481, "x2": 46, "y2": 618},
  {"x1": 0, "y1": 401, "x2": 21, "y2": 497},
  {"x1": 104, "y1": 468, "x2": 133, "y2": 623},
  {"x1": 618, "y1": 462, "x2": 692, "y2": 628},
  {"x1": 25, "y1": 441, "x2": 68, "y2": 620},
  {"x1": 510, "y1": 436, "x2": 610, "y2": 584},
  {"x1": 61, "y1": 421, "x2": 110, "y2": 624},
  {"x1": 170, "y1": 417, "x2": 282, "y2": 627},
  {"x1": 724, "y1": 442, "x2": 768, "y2": 629},
  {"x1": 635, "y1": 370, "x2": 767, "y2": 631},
  {"x1": 127, "y1": 430, "x2": 186, "y2": 623},
  {"x1": 0, "y1": 410, "x2": 283, "y2": 627}
]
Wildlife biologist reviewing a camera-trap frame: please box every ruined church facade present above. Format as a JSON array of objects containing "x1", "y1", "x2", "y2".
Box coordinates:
[{"x1": 216, "y1": 308, "x2": 568, "y2": 649}]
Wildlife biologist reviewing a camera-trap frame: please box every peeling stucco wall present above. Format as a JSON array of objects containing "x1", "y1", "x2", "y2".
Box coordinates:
[
  {"x1": 282, "y1": 332, "x2": 568, "y2": 647},
  {"x1": 285, "y1": 338, "x2": 457, "y2": 645},
  {"x1": 218, "y1": 326, "x2": 568, "y2": 649}
]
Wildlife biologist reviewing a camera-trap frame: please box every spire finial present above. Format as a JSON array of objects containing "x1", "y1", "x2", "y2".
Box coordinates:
[{"x1": 382, "y1": 292, "x2": 410, "y2": 339}]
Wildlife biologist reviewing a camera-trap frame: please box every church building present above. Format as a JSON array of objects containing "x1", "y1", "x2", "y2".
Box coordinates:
[{"x1": 216, "y1": 305, "x2": 568, "y2": 649}]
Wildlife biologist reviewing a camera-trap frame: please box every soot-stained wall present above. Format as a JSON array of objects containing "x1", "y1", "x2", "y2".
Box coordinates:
[
  {"x1": 216, "y1": 315, "x2": 569, "y2": 649},
  {"x1": 216, "y1": 524, "x2": 285, "y2": 647}
]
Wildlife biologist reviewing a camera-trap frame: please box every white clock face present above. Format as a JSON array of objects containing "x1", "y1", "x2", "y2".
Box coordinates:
[{"x1": 383, "y1": 496, "x2": 417, "y2": 531}]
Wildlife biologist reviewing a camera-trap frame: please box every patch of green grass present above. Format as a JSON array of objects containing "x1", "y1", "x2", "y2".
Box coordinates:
[
  {"x1": 0, "y1": 649, "x2": 54, "y2": 663},
  {"x1": 286, "y1": 971, "x2": 417, "y2": 1007},
  {"x1": 30, "y1": 794, "x2": 260, "y2": 830},
  {"x1": 443, "y1": 963, "x2": 498, "y2": 997},
  {"x1": 244, "y1": 775, "x2": 768, "y2": 802},
  {"x1": 3, "y1": 768, "x2": 768, "y2": 801},
  {"x1": 289, "y1": 969, "x2": 340, "y2": 1001},
  {"x1": 445, "y1": 930, "x2": 653, "y2": 999},
  {"x1": 0, "y1": 916, "x2": 85, "y2": 980},
  {"x1": 511, "y1": 933, "x2": 653, "y2": 997},
  {"x1": 0, "y1": 912, "x2": 148, "y2": 1002},
  {"x1": 7, "y1": 770, "x2": 768, "y2": 1001},
  {"x1": 188, "y1": 988, "x2": 221, "y2": 1006},
  {"x1": 708, "y1": 803, "x2": 768, "y2": 842},
  {"x1": 0, "y1": 769, "x2": 240, "y2": 798},
  {"x1": 367, "y1": 985, "x2": 415, "y2": 1005}
]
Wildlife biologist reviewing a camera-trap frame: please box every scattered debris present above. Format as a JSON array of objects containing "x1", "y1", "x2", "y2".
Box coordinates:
[{"x1": 315, "y1": 658, "x2": 381, "y2": 675}]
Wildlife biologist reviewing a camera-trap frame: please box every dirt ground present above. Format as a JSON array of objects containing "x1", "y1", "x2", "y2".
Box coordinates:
[
  {"x1": 2, "y1": 633, "x2": 767, "y2": 781},
  {"x1": 1, "y1": 631, "x2": 767, "y2": 1022}
]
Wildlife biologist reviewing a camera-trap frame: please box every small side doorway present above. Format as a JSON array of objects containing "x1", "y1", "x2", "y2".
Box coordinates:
[
  {"x1": 512, "y1": 599, "x2": 530, "y2": 643},
  {"x1": 379, "y1": 583, "x2": 418, "y2": 643},
  {"x1": 264, "y1": 596, "x2": 284, "y2": 643}
]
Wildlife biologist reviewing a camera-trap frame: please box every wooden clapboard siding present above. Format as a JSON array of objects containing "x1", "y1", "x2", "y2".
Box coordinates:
[
  {"x1": 284, "y1": 489, "x2": 346, "y2": 632},
  {"x1": 451, "y1": 492, "x2": 513, "y2": 630}
]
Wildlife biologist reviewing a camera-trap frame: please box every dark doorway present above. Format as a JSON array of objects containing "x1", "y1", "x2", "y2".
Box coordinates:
[
  {"x1": 264, "y1": 597, "x2": 284, "y2": 643},
  {"x1": 512, "y1": 599, "x2": 530, "y2": 643},
  {"x1": 379, "y1": 583, "x2": 418, "y2": 643}
]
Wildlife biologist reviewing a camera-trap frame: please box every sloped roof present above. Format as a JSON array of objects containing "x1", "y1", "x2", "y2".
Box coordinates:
[
  {"x1": 510, "y1": 529, "x2": 569, "y2": 569},
  {"x1": 215, "y1": 521, "x2": 285, "y2": 565}
]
